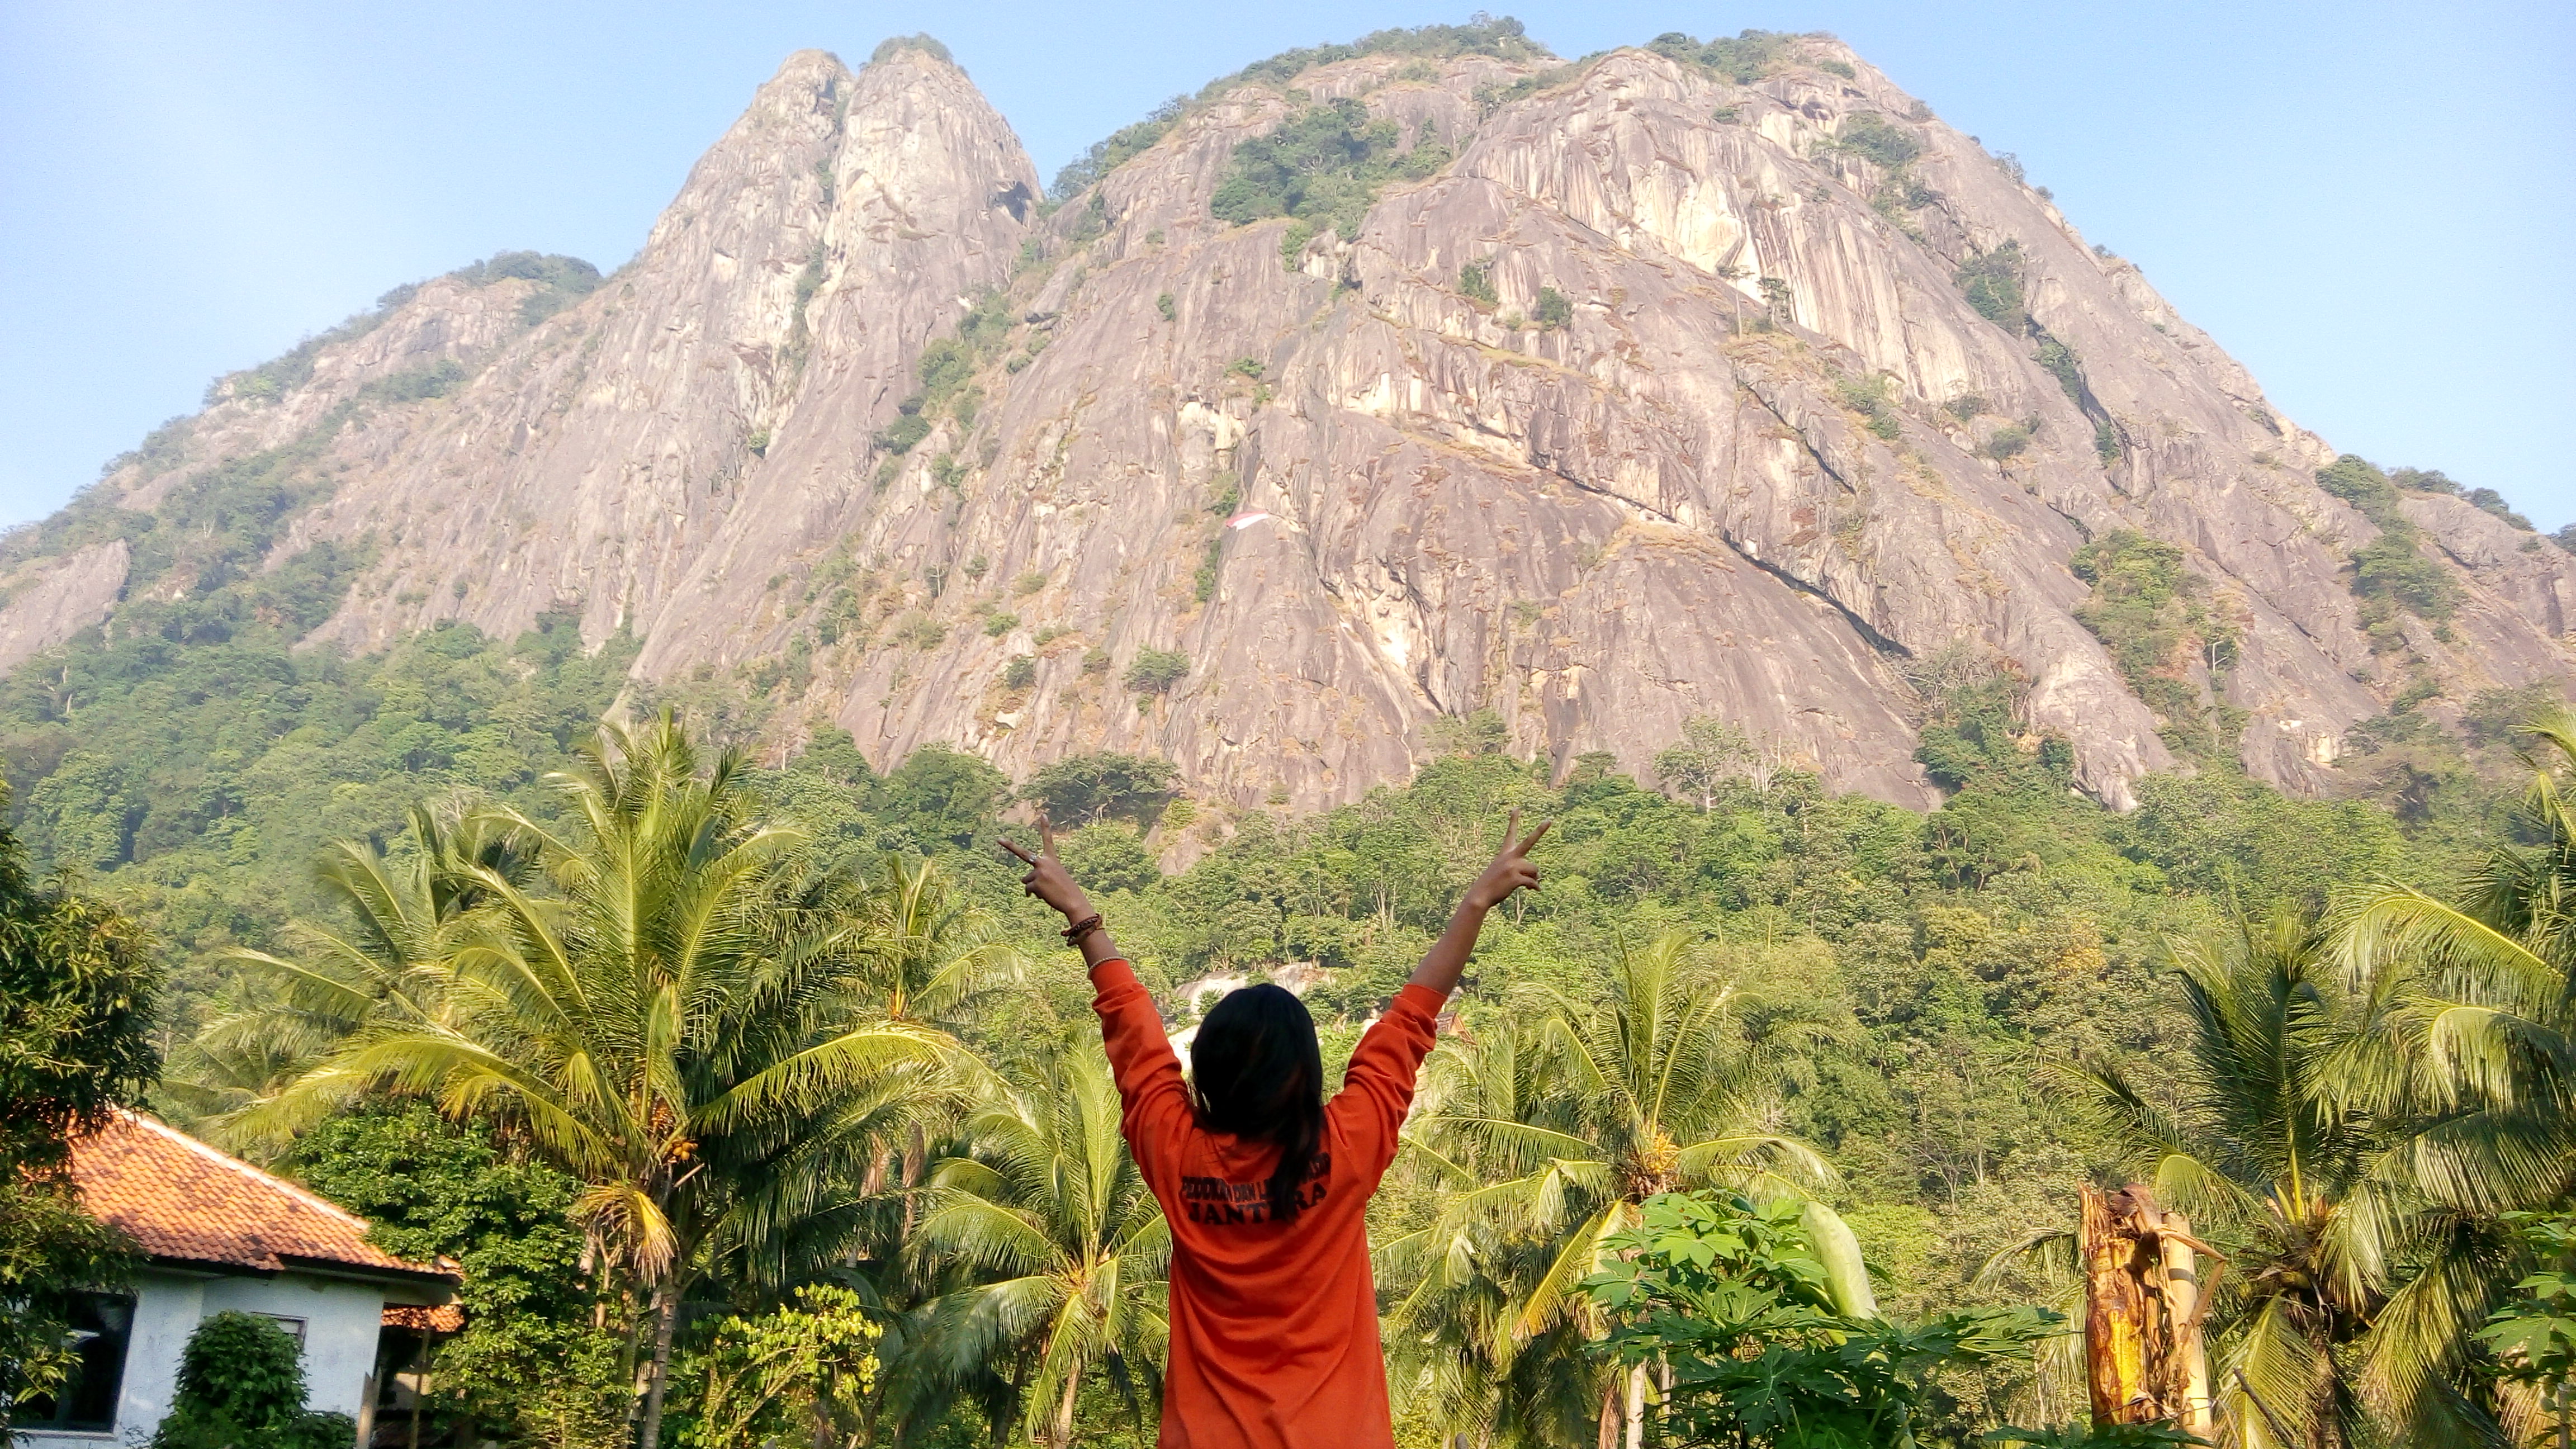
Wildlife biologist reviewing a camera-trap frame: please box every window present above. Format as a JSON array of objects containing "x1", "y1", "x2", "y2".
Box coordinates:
[
  {"x1": 20, "y1": 1292, "x2": 135, "y2": 1433},
  {"x1": 259, "y1": 1314, "x2": 309, "y2": 1347}
]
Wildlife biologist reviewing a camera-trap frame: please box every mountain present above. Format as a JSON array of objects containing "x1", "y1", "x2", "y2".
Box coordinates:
[{"x1": 11, "y1": 25, "x2": 2569, "y2": 827}]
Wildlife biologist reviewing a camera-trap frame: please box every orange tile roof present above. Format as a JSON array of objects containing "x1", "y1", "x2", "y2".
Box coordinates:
[
  {"x1": 381, "y1": 1304, "x2": 465, "y2": 1333},
  {"x1": 66, "y1": 1111, "x2": 456, "y2": 1288}
]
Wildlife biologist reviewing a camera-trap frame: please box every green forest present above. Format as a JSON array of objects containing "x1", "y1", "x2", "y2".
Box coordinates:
[{"x1": 4, "y1": 541, "x2": 2575, "y2": 1445}]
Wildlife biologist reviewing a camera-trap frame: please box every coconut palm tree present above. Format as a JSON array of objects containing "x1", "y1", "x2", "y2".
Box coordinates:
[
  {"x1": 1382, "y1": 929, "x2": 1850, "y2": 1447},
  {"x1": 249, "y1": 712, "x2": 969, "y2": 1449},
  {"x1": 2060, "y1": 911, "x2": 2509, "y2": 1449},
  {"x1": 172, "y1": 802, "x2": 532, "y2": 1139},
  {"x1": 2333, "y1": 707, "x2": 2576, "y2": 1442},
  {"x1": 899, "y1": 1035, "x2": 1171, "y2": 1446},
  {"x1": 855, "y1": 851, "x2": 1025, "y2": 1032}
]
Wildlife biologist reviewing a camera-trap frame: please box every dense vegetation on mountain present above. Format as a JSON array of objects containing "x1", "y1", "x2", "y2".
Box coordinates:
[{"x1": 41, "y1": 684, "x2": 2539, "y2": 1448}]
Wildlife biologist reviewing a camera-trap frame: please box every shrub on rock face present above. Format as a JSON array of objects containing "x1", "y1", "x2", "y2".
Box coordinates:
[
  {"x1": 1124, "y1": 649, "x2": 1190, "y2": 694},
  {"x1": 1955, "y1": 242, "x2": 2027, "y2": 331}
]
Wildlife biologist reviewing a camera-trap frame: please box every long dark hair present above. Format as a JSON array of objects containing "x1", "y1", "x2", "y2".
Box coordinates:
[{"x1": 1190, "y1": 984, "x2": 1326, "y2": 1224}]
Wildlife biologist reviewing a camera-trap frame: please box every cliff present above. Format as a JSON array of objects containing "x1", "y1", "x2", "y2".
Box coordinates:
[{"x1": 18, "y1": 30, "x2": 2571, "y2": 821}]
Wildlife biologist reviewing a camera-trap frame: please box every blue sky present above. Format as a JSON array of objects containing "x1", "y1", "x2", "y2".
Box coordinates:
[{"x1": 2, "y1": 1, "x2": 2568, "y2": 529}]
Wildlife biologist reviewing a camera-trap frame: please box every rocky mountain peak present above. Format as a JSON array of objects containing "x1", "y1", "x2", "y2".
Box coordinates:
[{"x1": 10, "y1": 27, "x2": 2567, "y2": 834}]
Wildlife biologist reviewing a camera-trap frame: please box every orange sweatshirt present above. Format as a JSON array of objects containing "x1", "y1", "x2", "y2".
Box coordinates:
[{"x1": 1090, "y1": 958, "x2": 1444, "y2": 1449}]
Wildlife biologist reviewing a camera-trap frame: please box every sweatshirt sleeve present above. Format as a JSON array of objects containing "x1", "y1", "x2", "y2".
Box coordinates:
[
  {"x1": 1088, "y1": 959, "x2": 1190, "y2": 1183},
  {"x1": 1328, "y1": 983, "x2": 1446, "y2": 1183}
]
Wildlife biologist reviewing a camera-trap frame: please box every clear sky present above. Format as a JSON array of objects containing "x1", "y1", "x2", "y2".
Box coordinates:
[{"x1": 2, "y1": 1, "x2": 2568, "y2": 530}]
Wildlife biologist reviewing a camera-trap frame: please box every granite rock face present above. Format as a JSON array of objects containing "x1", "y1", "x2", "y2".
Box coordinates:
[
  {"x1": 0, "y1": 540, "x2": 130, "y2": 674},
  {"x1": 25, "y1": 37, "x2": 2573, "y2": 820}
]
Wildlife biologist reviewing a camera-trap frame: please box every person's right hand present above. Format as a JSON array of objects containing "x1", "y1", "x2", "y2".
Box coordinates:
[
  {"x1": 1000, "y1": 815, "x2": 1094, "y2": 920},
  {"x1": 1461, "y1": 808, "x2": 1550, "y2": 910}
]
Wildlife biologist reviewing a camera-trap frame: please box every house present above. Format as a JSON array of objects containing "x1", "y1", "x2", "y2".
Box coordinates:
[{"x1": 13, "y1": 1111, "x2": 457, "y2": 1447}]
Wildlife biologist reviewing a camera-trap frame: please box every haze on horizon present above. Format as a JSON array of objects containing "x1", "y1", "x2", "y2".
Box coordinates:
[{"x1": 2, "y1": 0, "x2": 2569, "y2": 532}]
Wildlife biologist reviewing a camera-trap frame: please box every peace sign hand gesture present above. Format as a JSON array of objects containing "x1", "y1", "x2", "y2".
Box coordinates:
[
  {"x1": 1462, "y1": 807, "x2": 1551, "y2": 910},
  {"x1": 999, "y1": 815, "x2": 1093, "y2": 921}
]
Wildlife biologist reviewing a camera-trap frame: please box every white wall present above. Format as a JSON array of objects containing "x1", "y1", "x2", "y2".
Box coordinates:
[{"x1": 11, "y1": 1268, "x2": 385, "y2": 1448}]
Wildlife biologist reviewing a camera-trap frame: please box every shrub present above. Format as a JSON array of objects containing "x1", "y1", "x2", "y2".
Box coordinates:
[
  {"x1": 1156, "y1": 291, "x2": 1176, "y2": 321},
  {"x1": 1003, "y1": 655, "x2": 1036, "y2": 690},
  {"x1": 1227, "y1": 357, "x2": 1265, "y2": 380},
  {"x1": 2034, "y1": 335, "x2": 2085, "y2": 405},
  {"x1": 1020, "y1": 751, "x2": 1181, "y2": 824},
  {"x1": 1955, "y1": 242, "x2": 2026, "y2": 330},
  {"x1": 1060, "y1": 18, "x2": 1538, "y2": 200},
  {"x1": 1081, "y1": 646, "x2": 1111, "y2": 675},
  {"x1": 1943, "y1": 394, "x2": 1986, "y2": 422},
  {"x1": 1195, "y1": 535, "x2": 1224, "y2": 603},
  {"x1": 1014, "y1": 570, "x2": 1048, "y2": 595},
  {"x1": 982, "y1": 612, "x2": 1017, "y2": 638},
  {"x1": 1834, "y1": 372, "x2": 1902, "y2": 441},
  {"x1": 1983, "y1": 422, "x2": 2032, "y2": 461},
  {"x1": 1208, "y1": 97, "x2": 1453, "y2": 245},
  {"x1": 1835, "y1": 113, "x2": 1919, "y2": 168},
  {"x1": 1819, "y1": 57, "x2": 1857, "y2": 79},
  {"x1": 893, "y1": 614, "x2": 946, "y2": 650},
  {"x1": 2355, "y1": 533, "x2": 2459, "y2": 620},
  {"x1": 358, "y1": 359, "x2": 468, "y2": 405},
  {"x1": 1426, "y1": 708, "x2": 1509, "y2": 757},
  {"x1": 874, "y1": 413, "x2": 931, "y2": 456},
  {"x1": 1459, "y1": 257, "x2": 1498, "y2": 307},
  {"x1": 869, "y1": 33, "x2": 952, "y2": 65},
  {"x1": 2318, "y1": 453, "x2": 2402, "y2": 527},
  {"x1": 1532, "y1": 286, "x2": 1572, "y2": 329},
  {"x1": 1585, "y1": 1192, "x2": 2058, "y2": 1449},
  {"x1": 150, "y1": 1313, "x2": 352, "y2": 1449},
  {"x1": 2095, "y1": 419, "x2": 2122, "y2": 467},
  {"x1": 1058, "y1": 823, "x2": 1162, "y2": 893},
  {"x1": 1646, "y1": 30, "x2": 1794, "y2": 84},
  {"x1": 1124, "y1": 648, "x2": 1190, "y2": 693},
  {"x1": 2071, "y1": 529, "x2": 2243, "y2": 756}
]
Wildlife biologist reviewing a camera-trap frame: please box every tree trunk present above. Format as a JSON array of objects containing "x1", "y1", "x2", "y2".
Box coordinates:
[
  {"x1": 1623, "y1": 1361, "x2": 1647, "y2": 1449},
  {"x1": 2083, "y1": 1185, "x2": 2225, "y2": 1432},
  {"x1": 636, "y1": 1281, "x2": 681, "y2": 1449},
  {"x1": 1048, "y1": 1368, "x2": 1079, "y2": 1446},
  {"x1": 2081, "y1": 1183, "x2": 2160, "y2": 1426},
  {"x1": 2157, "y1": 1210, "x2": 2215, "y2": 1438}
]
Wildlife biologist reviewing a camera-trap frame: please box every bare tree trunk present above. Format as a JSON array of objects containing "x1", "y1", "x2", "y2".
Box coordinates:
[
  {"x1": 1049, "y1": 1368, "x2": 1079, "y2": 1446},
  {"x1": 636, "y1": 1281, "x2": 681, "y2": 1449},
  {"x1": 2081, "y1": 1183, "x2": 2157, "y2": 1426},
  {"x1": 1597, "y1": 1384, "x2": 1619, "y2": 1449},
  {"x1": 2158, "y1": 1210, "x2": 2215, "y2": 1438},
  {"x1": 408, "y1": 1336, "x2": 427, "y2": 1449},
  {"x1": 1623, "y1": 1362, "x2": 1647, "y2": 1449}
]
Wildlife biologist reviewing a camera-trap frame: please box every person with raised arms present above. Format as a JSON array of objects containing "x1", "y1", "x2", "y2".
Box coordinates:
[{"x1": 1000, "y1": 808, "x2": 1550, "y2": 1449}]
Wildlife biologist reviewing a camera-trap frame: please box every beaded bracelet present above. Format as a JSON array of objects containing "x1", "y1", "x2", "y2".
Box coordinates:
[{"x1": 1061, "y1": 912, "x2": 1106, "y2": 945}]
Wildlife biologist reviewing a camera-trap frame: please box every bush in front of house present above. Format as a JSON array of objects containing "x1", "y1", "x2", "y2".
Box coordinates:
[{"x1": 150, "y1": 1311, "x2": 353, "y2": 1449}]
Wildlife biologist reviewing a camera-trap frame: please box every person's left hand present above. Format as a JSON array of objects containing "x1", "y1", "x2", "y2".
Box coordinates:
[{"x1": 1001, "y1": 815, "x2": 1094, "y2": 920}]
